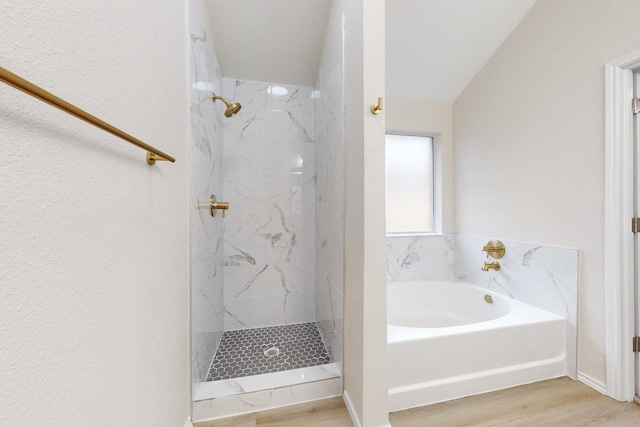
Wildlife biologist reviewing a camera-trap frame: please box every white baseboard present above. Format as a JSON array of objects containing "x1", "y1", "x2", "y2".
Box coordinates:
[
  {"x1": 343, "y1": 390, "x2": 362, "y2": 427},
  {"x1": 343, "y1": 390, "x2": 392, "y2": 427},
  {"x1": 183, "y1": 417, "x2": 193, "y2": 427},
  {"x1": 577, "y1": 371, "x2": 607, "y2": 395}
]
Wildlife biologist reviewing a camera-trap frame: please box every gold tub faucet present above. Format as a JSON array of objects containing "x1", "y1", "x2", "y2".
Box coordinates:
[{"x1": 482, "y1": 261, "x2": 501, "y2": 271}]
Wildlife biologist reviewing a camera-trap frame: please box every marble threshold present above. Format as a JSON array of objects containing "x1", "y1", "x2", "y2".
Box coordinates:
[
  {"x1": 194, "y1": 362, "x2": 340, "y2": 401},
  {"x1": 192, "y1": 364, "x2": 342, "y2": 422}
]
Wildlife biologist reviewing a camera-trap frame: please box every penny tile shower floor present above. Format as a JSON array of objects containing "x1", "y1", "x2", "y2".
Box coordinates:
[{"x1": 205, "y1": 322, "x2": 332, "y2": 382}]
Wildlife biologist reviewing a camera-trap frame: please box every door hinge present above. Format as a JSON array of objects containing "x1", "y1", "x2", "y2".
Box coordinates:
[
  {"x1": 634, "y1": 98, "x2": 640, "y2": 115},
  {"x1": 634, "y1": 336, "x2": 640, "y2": 353},
  {"x1": 632, "y1": 217, "x2": 640, "y2": 233}
]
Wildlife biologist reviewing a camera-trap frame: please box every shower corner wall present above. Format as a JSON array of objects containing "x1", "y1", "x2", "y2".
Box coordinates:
[
  {"x1": 314, "y1": 11, "x2": 346, "y2": 375},
  {"x1": 189, "y1": 0, "x2": 225, "y2": 391}
]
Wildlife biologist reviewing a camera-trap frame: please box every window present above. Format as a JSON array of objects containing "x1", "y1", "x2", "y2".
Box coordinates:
[{"x1": 385, "y1": 133, "x2": 434, "y2": 234}]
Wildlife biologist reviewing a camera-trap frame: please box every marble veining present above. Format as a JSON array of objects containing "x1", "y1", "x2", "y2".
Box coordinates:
[
  {"x1": 222, "y1": 78, "x2": 316, "y2": 330},
  {"x1": 386, "y1": 234, "x2": 454, "y2": 281}
]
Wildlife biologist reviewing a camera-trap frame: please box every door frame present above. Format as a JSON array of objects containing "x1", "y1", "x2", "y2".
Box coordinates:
[{"x1": 604, "y1": 48, "x2": 640, "y2": 402}]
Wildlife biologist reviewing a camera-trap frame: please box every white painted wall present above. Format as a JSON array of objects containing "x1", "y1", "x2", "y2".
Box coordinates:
[
  {"x1": 341, "y1": 0, "x2": 390, "y2": 425},
  {"x1": 0, "y1": 1, "x2": 190, "y2": 426},
  {"x1": 453, "y1": 0, "x2": 640, "y2": 386},
  {"x1": 386, "y1": 99, "x2": 454, "y2": 233}
]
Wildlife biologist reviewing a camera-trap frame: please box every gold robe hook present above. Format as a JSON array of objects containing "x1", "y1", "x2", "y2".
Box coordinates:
[{"x1": 371, "y1": 97, "x2": 383, "y2": 115}]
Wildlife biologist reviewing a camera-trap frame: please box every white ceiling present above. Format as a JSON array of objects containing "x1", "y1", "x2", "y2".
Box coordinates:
[
  {"x1": 206, "y1": 0, "x2": 332, "y2": 87},
  {"x1": 386, "y1": 0, "x2": 537, "y2": 103},
  {"x1": 206, "y1": 0, "x2": 537, "y2": 103}
]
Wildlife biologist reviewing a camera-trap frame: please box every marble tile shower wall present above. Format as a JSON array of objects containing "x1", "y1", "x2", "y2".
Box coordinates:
[
  {"x1": 386, "y1": 234, "x2": 578, "y2": 377},
  {"x1": 314, "y1": 16, "x2": 345, "y2": 373},
  {"x1": 222, "y1": 78, "x2": 316, "y2": 329},
  {"x1": 189, "y1": 6, "x2": 225, "y2": 385}
]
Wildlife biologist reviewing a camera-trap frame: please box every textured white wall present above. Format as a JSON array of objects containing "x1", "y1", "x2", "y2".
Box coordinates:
[
  {"x1": 0, "y1": 1, "x2": 190, "y2": 426},
  {"x1": 342, "y1": 0, "x2": 390, "y2": 425},
  {"x1": 453, "y1": 0, "x2": 640, "y2": 385}
]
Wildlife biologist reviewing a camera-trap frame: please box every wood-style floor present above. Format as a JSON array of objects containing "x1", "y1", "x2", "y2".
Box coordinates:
[
  {"x1": 194, "y1": 377, "x2": 640, "y2": 426},
  {"x1": 194, "y1": 396, "x2": 352, "y2": 427}
]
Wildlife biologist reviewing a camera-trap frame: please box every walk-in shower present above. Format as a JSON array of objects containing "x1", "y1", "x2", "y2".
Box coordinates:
[
  {"x1": 188, "y1": 0, "x2": 345, "y2": 419},
  {"x1": 196, "y1": 77, "x2": 340, "y2": 398}
]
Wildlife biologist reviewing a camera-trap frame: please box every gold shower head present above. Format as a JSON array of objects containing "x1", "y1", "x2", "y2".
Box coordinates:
[{"x1": 211, "y1": 93, "x2": 242, "y2": 118}]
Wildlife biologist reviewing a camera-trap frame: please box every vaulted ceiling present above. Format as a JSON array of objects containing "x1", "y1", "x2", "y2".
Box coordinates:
[{"x1": 206, "y1": 0, "x2": 537, "y2": 103}]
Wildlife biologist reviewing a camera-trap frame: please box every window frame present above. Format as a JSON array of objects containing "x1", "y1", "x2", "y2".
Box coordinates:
[{"x1": 384, "y1": 131, "x2": 438, "y2": 236}]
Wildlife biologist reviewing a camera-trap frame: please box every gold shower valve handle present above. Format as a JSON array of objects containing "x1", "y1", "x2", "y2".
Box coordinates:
[
  {"x1": 209, "y1": 195, "x2": 229, "y2": 218},
  {"x1": 481, "y1": 240, "x2": 505, "y2": 259}
]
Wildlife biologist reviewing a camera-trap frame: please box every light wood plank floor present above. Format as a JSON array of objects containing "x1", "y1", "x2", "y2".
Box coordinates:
[
  {"x1": 194, "y1": 396, "x2": 352, "y2": 427},
  {"x1": 195, "y1": 377, "x2": 640, "y2": 426},
  {"x1": 390, "y1": 377, "x2": 640, "y2": 426}
]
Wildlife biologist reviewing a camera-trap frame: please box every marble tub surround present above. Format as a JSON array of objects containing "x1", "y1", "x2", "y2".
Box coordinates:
[
  {"x1": 222, "y1": 78, "x2": 317, "y2": 329},
  {"x1": 189, "y1": 4, "x2": 225, "y2": 386},
  {"x1": 384, "y1": 234, "x2": 578, "y2": 378},
  {"x1": 453, "y1": 234, "x2": 578, "y2": 378},
  {"x1": 386, "y1": 234, "x2": 454, "y2": 281}
]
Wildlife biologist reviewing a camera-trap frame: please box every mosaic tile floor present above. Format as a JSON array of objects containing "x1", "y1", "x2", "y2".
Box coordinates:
[{"x1": 206, "y1": 322, "x2": 332, "y2": 382}]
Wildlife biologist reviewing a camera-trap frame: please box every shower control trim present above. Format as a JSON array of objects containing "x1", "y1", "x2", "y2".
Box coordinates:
[
  {"x1": 209, "y1": 195, "x2": 229, "y2": 217},
  {"x1": 481, "y1": 240, "x2": 505, "y2": 259},
  {"x1": 197, "y1": 194, "x2": 229, "y2": 218}
]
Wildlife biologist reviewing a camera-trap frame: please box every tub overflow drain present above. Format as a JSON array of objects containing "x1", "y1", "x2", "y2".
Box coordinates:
[{"x1": 264, "y1": 347, "x2": 280, "y2": 358}]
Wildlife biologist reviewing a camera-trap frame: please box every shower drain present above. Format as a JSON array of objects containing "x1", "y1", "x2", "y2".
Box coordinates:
[{"x1": 264, "y1": 346, "x2": 280, "y2": 358}]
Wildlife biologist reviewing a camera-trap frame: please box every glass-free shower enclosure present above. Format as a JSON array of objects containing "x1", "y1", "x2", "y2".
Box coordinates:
[{"x1": 188, "y1": 0, "x2": 345, "y2": 418}]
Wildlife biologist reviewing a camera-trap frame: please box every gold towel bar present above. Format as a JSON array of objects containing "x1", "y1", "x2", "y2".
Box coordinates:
[{"x1": 0, "y1": 66, "x2": 175, "y2": 165}]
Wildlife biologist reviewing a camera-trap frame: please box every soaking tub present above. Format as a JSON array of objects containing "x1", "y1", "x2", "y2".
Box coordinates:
[{"x1": 387, "y1": 280, "x2": 567, "y2": 412}]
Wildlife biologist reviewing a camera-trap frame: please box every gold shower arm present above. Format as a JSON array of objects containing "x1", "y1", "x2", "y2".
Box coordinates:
[{"x1": 0, "y1": 66, "x2": 175, "y2": 165}]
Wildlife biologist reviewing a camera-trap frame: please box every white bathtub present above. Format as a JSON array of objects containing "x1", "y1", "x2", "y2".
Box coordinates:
[{"x1": 387, "y1": 280, "x2": 567, "y2": 412}]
